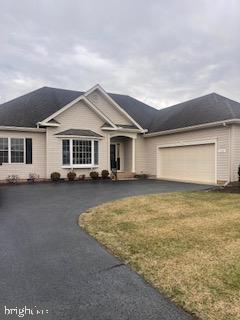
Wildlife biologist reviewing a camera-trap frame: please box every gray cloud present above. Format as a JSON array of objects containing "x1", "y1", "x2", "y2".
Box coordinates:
[{"x1": 0, "y1": 0, "x2": 239, "y2": 108}]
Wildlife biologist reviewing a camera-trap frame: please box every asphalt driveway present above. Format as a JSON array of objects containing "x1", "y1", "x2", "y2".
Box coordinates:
[{"x1": 0, "y1": 180, "x2": 209, "y2": 319}]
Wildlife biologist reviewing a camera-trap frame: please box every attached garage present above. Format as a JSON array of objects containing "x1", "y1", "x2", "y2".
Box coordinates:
[{"x1": 157, "y1": 142, "x2": 216, "y2": 184}]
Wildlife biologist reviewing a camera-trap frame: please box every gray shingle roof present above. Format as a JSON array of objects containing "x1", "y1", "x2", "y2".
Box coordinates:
[
  {"x1": 0, "y1": 87, "x2": 82, "y2": 128},
  {"x1": 0, "y1": 86, "x2": 157, "y2": 129},
  {"x1": 149, "y1": 93, "x2": 240, "y2": 133},
  {"x1": 55, "y1": 129, "x2": 102, "y2": 137},
  {"x1": 0, "y1": 87, "x2": 240, "y2": 134}
]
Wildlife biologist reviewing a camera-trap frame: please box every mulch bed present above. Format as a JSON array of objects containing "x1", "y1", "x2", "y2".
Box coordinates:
[{"x1": 214, "y1": 182, "x2": 240, "y2": 194}]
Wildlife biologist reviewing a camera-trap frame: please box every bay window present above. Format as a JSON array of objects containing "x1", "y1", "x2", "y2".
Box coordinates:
[{"x1": 62, "y1": 139, "x2": 99, "y2": 167}]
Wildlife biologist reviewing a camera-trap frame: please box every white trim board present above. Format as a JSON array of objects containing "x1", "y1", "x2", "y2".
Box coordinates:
[
  {"x1": 0, "y1": 126, "x2": 46, "y2": 133},
  {"x1": 56, "y1": 135, "x2": 103, "y2": 140},
  {"x1": 145, "y1": 120, "x2": 240, "y2": 137}
]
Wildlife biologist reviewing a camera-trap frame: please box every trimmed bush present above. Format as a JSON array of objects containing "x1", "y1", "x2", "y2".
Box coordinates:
[
  {"x1": 6, "y1": 175, "x2": 19, "y2": 184},
  {"x1": 28, "y1": 173, "x2": 39, "y2": 183},
  {"x1": 50, "y1": 172, "x2": 61, "y2": 182},
  {"x1": 90, "y1": 171, "x2": 99, "y2": 180},
  {"x1": 67, "y1": 171, "x2": 76, "y2": 181},
  {"x1": 101, "y1": 170, "x2": 109, "y2": 179}
]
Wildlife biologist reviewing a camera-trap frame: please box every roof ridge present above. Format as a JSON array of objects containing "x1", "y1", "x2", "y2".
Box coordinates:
[
  {"x1": 122, "y1": 94, "x2": 159, "y2": 111},
  {"x1": 156, "y1": 92, "x2": 216, "y2": 114},
  {"x1": 212, "y1": 93, "x2": 240, "y2": 118}
]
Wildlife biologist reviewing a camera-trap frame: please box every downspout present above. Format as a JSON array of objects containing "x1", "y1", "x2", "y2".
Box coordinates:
[
  {"x1": 229, "y1": 124, "x2": 233, "y2": 185},
  {"x1": 224, "y1": 123, "x2": 232, "y2": 186}
]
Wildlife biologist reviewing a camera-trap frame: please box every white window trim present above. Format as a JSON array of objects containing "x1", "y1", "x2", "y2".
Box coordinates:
[
  {"x1": 61, "y1": 138, "x2": 99, "y2": 169},
  {"x1": 0, "y1": 137, "x2": 25, "y2": 165}
]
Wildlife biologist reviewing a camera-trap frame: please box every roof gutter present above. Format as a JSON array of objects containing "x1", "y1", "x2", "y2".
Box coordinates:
[
  {"x1": 0, "y1": 126, "x2": 46, "y2": 133},
  {"x1": 37, "y1": 121, "x2": 60, "y2": 127},
  {"x1": 55, "y1": 135, "x2": 103, "y2": 139},
  {"x1": 144, "y1": 119, "x2": 240, "y2": 138},
  {"x1": 101, "y1": 127, "x2": 147, "y2": 133}
]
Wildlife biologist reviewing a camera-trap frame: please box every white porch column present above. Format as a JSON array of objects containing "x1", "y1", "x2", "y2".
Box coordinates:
[
  {"x1": 107, "y1": 133, "x2": 111, "y2": 172},
  {"x1": 132, "y1": 138, "x2": 136, "y2": 173}
]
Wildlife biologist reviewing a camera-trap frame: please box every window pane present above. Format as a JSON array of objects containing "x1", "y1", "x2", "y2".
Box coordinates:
[
  {"x1": 62, "y1": 140, "x2": 70, "y2": 165},
  {"x1": 73, "y1": 140, "x2": 92, "y2": 165},
  {"x1": 0, "y1": 138, "x2": 8, "y2": 163},
  {"x1": 94, "y1": 141, "x2": 99, "y2": 165},
  {"x1": 11, "y1": 138, "x2": 24, "y2": 163}
]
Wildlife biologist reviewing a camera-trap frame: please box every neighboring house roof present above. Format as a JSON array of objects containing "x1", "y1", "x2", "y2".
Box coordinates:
[
  {"x1": 55, "y1": 129, "x2": 102, "y2": 137},
  {"x1": 0, "y1": 87, "x2": 240, "y2": 134},
  {"x1": 0, "y1": 86, "x2": 157, "y2": 129},
  {"x1": 149, "y1": 93, "x2": 240, "y2": 133}
]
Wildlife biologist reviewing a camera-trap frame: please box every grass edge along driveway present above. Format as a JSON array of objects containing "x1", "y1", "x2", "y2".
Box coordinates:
[{"x1": 80, "y1": 191, "x2": 240, "y2": 320}]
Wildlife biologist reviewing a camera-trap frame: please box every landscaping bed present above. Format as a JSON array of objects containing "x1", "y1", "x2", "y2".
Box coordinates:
[
  {"x1": 216, "y1": 182, "x2": 240, "y2": 194},
  {"x1": 80, "y1": 191, "x2": 240, "y2": 320}
]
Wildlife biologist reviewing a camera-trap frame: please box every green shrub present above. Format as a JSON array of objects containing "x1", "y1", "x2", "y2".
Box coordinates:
[
  {"x1": 90, "y1": 171, "x2": 99, "y2": 180},
  {"x1": 67, "y1": 171, "x2": 76, "y2": 181},
  {"x1": 50, "y1": 172, "x2": 61, "y2": 182},
  {"x1": 101, "y1": 170, "x2": 109, "y2": 179}
]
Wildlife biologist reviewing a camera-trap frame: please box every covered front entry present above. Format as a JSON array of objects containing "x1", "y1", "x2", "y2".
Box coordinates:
[{"x1": 110, "y1": 135, "x2": 136, "y2": 174}]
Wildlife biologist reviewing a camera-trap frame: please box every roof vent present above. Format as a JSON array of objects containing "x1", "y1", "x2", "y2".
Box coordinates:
[{"x1": 91, "y1": 93, "x2": 99, "y2": 103}]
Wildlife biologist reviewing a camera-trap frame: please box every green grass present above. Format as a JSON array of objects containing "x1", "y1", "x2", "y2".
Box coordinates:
[{"x1": 80, "y1": 192, "x2": 240, "y2": 320}]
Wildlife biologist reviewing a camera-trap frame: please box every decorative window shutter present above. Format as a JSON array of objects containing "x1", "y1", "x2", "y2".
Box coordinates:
[{"x1": 25, "y1": 138, "x2": 32, "y2": 164}]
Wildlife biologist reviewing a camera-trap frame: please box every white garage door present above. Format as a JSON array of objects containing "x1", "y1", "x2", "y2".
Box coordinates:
[{"x1": 158, "y1": 143, "x2": 216, "y2": 184}]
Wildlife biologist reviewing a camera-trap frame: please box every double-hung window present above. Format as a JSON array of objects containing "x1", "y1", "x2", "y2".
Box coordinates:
[
  {"x1": 11, "y1": 138, "x2": 24, "y2": 163},
  {"x1": 0, "y1": 138, "x2": 26, "y2": 164},
  {"x1": 62, "y1": 139, "x2": 99, "y2": 167}
]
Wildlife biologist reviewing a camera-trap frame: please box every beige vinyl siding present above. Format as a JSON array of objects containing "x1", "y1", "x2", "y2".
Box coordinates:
[
  {"x1": 158, "y1": 144, "x2": 216, "y2": 184},
  {"x1": 87, "y1": 91, "x2": 132, "y2": 126},
  {"x1": 46, "y1": 100, "x2": 109, "y2": 178},
  {"x1": 144, "y1": 126, "x2": 230, "y2": 183},
  {"x1": 124, "y1": 139, "x2": 132, "y2": 172},
  {"x1": 231, "y1": 124, "x2": 240, "y2": 181},
  {"x1": 0, "y1": 130, "x2": 46, "y2": 180},
  {"x1": 135, "y1": 134, "x2": 148, "y2": 173}
]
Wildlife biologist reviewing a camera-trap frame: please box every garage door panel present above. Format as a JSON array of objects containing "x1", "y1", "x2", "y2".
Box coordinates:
[{"x1": 158, "y1": 144, "x2": 215, "y2": 184}]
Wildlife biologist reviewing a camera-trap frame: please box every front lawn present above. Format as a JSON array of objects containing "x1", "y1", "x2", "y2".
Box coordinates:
[{"x1": 80, "y1": 192, "x2": 240, "y2": 320}]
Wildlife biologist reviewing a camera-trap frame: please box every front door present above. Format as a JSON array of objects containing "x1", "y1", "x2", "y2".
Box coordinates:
[{"x1": 110, "y1": 144, "x2": 121, "y2": 170}]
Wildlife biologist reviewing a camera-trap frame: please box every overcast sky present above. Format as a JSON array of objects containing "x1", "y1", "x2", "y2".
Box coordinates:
[{"x1": 0, "y1": 0, "x2": 239, "y2": 109}]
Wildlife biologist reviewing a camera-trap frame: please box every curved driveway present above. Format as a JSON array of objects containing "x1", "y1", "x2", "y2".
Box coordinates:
[{"x1": 0, "y1": 180, "x2": 208, "y2": 319}]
